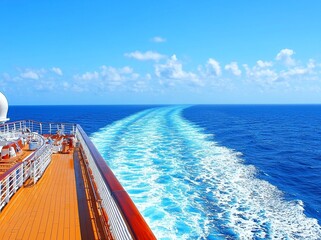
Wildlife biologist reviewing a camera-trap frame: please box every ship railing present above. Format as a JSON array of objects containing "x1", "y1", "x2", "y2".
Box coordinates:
[
  {"x1": 75, "y1": 125, "x2": 156, "y2": 240},
  {"x1": 0, "y1": 120, "x2": 76, "y2": 136},
  {"x1": 0, "y1": 162, "x2": 24, "y2": 210},
  {"x1": 0, "y1": 120, "x2": 28, "y2": 137},
  {"x1": 0, "y1": 131, "x2": 53, "y2": 212},
  {"x1": 30, "y1": 134, "x2": 53, "y2": 184},
  {"x1": 25, "y1": 120, "x2": 76, "y2": 136}
]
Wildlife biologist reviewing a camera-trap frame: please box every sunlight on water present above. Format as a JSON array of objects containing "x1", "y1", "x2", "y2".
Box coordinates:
[{"x1": 91, "y1": 106, "x2": 321, "y2": 239}]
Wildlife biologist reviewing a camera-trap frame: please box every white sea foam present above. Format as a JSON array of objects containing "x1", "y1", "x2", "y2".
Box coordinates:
[{"x1": 91, "y1": 106, "x2": 321, "y2": 239}]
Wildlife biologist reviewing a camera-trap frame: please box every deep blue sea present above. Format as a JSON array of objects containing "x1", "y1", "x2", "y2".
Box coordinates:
[{"x1": 9, "y1": 105, "x2": 321, "y2": 239}]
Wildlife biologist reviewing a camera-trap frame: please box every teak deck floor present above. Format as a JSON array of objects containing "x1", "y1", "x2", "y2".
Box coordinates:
[{"x1": 0, "y1": 152, "x2": 81, "y2": 240}]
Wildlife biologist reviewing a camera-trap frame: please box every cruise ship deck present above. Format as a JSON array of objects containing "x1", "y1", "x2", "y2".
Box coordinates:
[
  {"x1": 0, "y1": 151, "x2": 82, "y2": 240},
  {"x1": 0, "y1": 122, "x2": 156, "y2": 240},
  {"x1": 0, "y1": 92, "x2": 155, "y2": 240}
]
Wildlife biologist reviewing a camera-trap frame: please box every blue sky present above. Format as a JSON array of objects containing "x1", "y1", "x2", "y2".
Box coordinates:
[{"x1": 1, "y1": 1, "x2": 321, "y2": 105}]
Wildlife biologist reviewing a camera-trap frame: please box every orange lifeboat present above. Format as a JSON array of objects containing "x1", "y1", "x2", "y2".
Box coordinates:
[{"x1": 0, "y1": 139, "x2": 24, "y2": 159}]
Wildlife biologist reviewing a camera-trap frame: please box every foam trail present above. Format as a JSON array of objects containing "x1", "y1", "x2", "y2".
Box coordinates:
[{"x1": 91, "y1": 106, "x2": 321, "y2": 239}]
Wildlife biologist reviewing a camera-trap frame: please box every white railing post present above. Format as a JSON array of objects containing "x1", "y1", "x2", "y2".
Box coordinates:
[
  {"x1": 24, "y1": 162, "x2": 28, "y2": 182},
  {"x1": 5, "y1": 179, "x2": 9, "y2": 203},
  {"x1": 13, "y1": 172, "x2": 17, "y2": 194},
  {"x1": 19, "y1": 165, "x2": 23, "y2": 187},
  {"x1": 33, "y1": 161, "x2": 36, "y2": 184}
]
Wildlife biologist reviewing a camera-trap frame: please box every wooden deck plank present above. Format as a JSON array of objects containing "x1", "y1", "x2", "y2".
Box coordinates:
[{"x1": 0, "y1": 152, "x2": 82, "y2": 239}]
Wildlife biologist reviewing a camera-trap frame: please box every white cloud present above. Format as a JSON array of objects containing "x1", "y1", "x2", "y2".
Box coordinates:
[
  {"x1": 242, "y1": 51, "x2": 317, "y2": 86},
  {"x1": 207, "y1": 58, "x2": 222, "y2": 76},
  {"x1": 74, "y1": 65, "x2": 141, "y2": 91},
  {"x1": 19, "y1": 68, "x2": 47, "y2": 80},
  {"x1": 256, "y1": 60, "x2": 273, "y2": 68},
  {"x1": 225, "y1": 62, "x2": 242, "y2": 76},
  {"x1": 20, "y1": 70, "x2": 40, "y2": 80},
  {"x1": 100, "y1": 65, "x2": 137, "y2": 85},
  {"x1": 146, "y1": 73, "x2": 152, "y2": 80},
  {"x1": 155, "y1": 55, "x2": 183, "y2": 79},
  {"x1": 120, "y1": 66, "x2": 134, "y2": 74},
  {"x1": 4, "y1": 48, "x2": 321, "y2": 97},
  {"x1": 62, "y1": 82, "x2": 70, "y2": 90},
  {"x1": 51, "y1": 67, "x2": 63, "y2": 76},
  {"x1": 244, "y1": 54, "x2": 320, "y2": 86},
  {"x1": 276, "y1": 48, "x2": 296, "y2": 66},
  {"x1": 244, "y1": 64, "x2": 278, "y2": 85},
  {"x1": 131, "y1": 74, "x2": 153, "y2": 92},
  {"x1": 307, "y1": 59, "x2": 316, "y2": 70},
  {"x1": 285, "y1": 68, "x2": 308, "y2": 76},
  {"x1": 255, "y1": 69, "x2": 278, "y2": 81},
  {"x1": 278, "y1": 67, "x2": 311, "y2": 81},
  {"x1": 10, "y1": 68, "x2": 64, "y2": 92},
  {"x1": 151, "y1": 36, "x2": 166, "y2": 43},
  {"x1": 75, "y1": 71, "x2": 99, "y2": 81},
  {"x1": 155, "y1": 55, "x2": 202, "y2": 87},
  {"x1": 125, "y1": 51, "x2": 165, "y2": 61},
  {"x1": 35, "y1": 81, "x2": 55, "y2": 91}
]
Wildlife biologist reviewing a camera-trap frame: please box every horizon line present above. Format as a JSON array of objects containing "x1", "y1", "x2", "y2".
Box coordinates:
[{"x1": 9, "y1": 103, "x2": 321, "y2": 107}]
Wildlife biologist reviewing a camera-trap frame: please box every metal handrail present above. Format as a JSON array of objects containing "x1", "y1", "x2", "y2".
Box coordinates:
[
  {"x1": 0, "y1": 120, "x2": 76, "y2": 136},
  {"x1": 76, "y1": 125, "x2": 156, "y2": 240}
]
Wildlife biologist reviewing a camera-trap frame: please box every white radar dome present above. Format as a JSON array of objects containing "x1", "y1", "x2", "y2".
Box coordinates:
[{"x1": 0, "y1": 92, "x2": 9, "y2": 123}]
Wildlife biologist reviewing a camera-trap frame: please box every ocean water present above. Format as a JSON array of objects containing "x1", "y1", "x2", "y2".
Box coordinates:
[{"x1": 9, "y1": 105, "x2": 321, "y2": 239}]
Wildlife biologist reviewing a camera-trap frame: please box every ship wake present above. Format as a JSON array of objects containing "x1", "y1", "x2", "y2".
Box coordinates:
[{"x1": 91, "y1": 106, "x2": 321, "y2": 239}]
